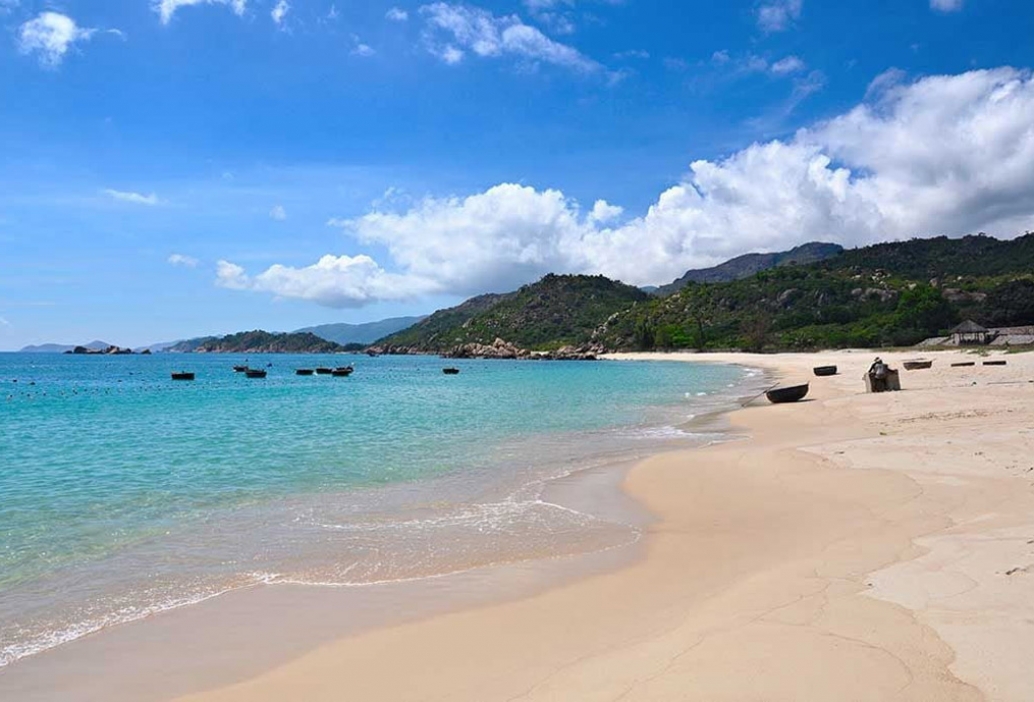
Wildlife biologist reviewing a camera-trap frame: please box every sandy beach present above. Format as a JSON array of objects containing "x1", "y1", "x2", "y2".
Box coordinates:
[
  {"x1": 140, "y1": 348, "x2": 1030, "y2": 701},
  {"x1": 4, "y1": 349, "x2": 1033, "y2": 701}
]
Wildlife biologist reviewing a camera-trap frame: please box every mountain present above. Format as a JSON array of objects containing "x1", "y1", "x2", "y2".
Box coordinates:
[
  {"x1": 377, "y1": 274, "x2": 650, "y2": 352},
  {"x1": 595, "y1": 233, "x2": 1034, "y2": 352},
  {"x1": 20, "y1": 340, "x2": 112, "y2": 353},
  {"x1": 165, "y1": 331, "x2": 346, "y2": 354},
  {"x1": 656, "y1": 242, "x2": 844, "y2": 295},
  {"x1": 294, "y1": 316, "x2": 425, "y2": 346}
]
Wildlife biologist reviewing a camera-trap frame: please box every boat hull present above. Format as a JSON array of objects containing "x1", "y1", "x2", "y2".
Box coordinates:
[
  {"x1": 765, "y1": 384, "x2": 809, "y2": 404},
  {"x1": 813, "y1": 365, "x2": 837, "y2": 376}
]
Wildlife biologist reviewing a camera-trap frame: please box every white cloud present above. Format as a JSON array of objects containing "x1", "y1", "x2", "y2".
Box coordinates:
[
  {"x1": 420, "y1": 3, "x2": 602, "y2": 74},
  {"x1": 757, "y1": 0, "x2": 802, "y2": 32},
  {"x1": 269, "y1": 204, "x2": 287, "y2": 220},
  {"x1": 104, "y1": 189, "x2": 160, "y2": 205},
  {"x1": 930, "y1": 0, "x2": 963, "y2": 11},
  {"x1": 17, "y1": 12, "x2": 97, "y2": 68},
  {"x1": 221, "y1": 67, "x2": 1034, "y2": 307},
  {"x1": 0, "y1": 316, "x2": 10, "y2": 327},
  {"x1": 386, "y1": 7, "x2": 409, "y2": 21},
  {"x1": 353, "y1": 42, "x2": 376, "y2": 57},
  {"x1": 589, "y1": 199, "x2": 623, "y2": 223},
  {"x1": 154, "y1": 0, "x2": 246, "y2": 25},
  {"x1": 770, "y1": 55, "x2": 806, "y2": 75},
  {"x1": 271, "y1": 0, "x2": 289, "y2": 26},
  {"x1": 614, "y1": 49, "x2": 649, "y2": 60},
  {"x1": 216, "y1": 256, "x2": 435, "y2": 307},
  {"x1": 168, "y1": 253, "x2": 199, "y2": 268}
]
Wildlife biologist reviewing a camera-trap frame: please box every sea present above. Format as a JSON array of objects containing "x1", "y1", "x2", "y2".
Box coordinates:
[{"x1": 0, "y1": 352, "x2": 763, "y2": 669}]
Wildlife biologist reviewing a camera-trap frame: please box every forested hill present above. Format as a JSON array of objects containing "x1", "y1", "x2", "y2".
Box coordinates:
[
  {"x1": 166, "y1": 331, "x2": 345, "y2": 353},
  {"x1": 595, "y1": 233, "x2": 1034, "y2": 351},
  {"x1": 376, "y1": 274, "x2": 650, "y2": 352},
  {"x1": 656, "y1": 241, "x2": 844, "y2": 294}
]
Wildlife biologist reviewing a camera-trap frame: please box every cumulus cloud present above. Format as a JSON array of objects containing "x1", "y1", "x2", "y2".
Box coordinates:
[
  {"x1": 419, "y1": 2, "x2": 602, "y2": 74},
  {"x1": 269, "y1": 204, "x2": 287, "y2": 220},
  {"x1": 757, "y1": 0, "x2": 802, "y2": 32},
  {"x1": 216, "y1": 256, "x2": 435, "y2": 307},
  {"x1": 271, "y1": 0, "x2": 289, "y2": 26},
  {"x1": 386, "y1": 7, "x2": 409, "y2": 21},
  {"x1": 104, "y1": 189, "x2": 161, "y2": 205},
  {"x1": 770, "y1": 55, "x2": 806, "y2": 75},
  {"x1": 154, "y1": 0, "x2": 246, "y2": 25},
  {"x1": 352, "y1": 42, "x2": 376, "y2": 57},
  {"x1": 221, "y1": 67, "x2": 1034, "y2": 308},
  {"x1": 17, "y1": 12, "x2": 97, "y2": 68},
  {"x1": 930, "y1": 0, "x2": 963, "y2": 11},
  {"x1": 168, "y1": 253, "x2": 199, "y2": 267}
]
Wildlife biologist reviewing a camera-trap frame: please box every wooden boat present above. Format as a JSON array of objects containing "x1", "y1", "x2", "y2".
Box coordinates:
[
  {"x1": 813, "y1": 365, "x2": 837, "y2": 377},
  {"x1": 232, "y1": 365, "x2": 248, "y2": 373},
  {"x1": 903, "y1": 360, "x2": 934, "y2": 370},
  {"x1": 765, "y1": 383, "x2": 809, "y2": 404},
  {"x1": 442, "y1": 367, "x2": 460, "y2": 375},
  {"x1": 983, "y1": 360, "x2": 1008, "y2": 366},
  {"x1": 171, "y1": 372, "x2": 195, "y2": 381},
  {"x1": 951, "y1": 361, "x2": 976, "y2": 367},
  {"x1": 295, "y1": 369, "x2": 315, "y2": 376},
  {"x1": 331, "y1": 366, "x2": 354, "y2": 377},
  {"x1": 315, "y1": 367, "x2": 333, "y2": 375},
  {"x1": 244, "y1": 369, "x2": 267, "y2": 378}
]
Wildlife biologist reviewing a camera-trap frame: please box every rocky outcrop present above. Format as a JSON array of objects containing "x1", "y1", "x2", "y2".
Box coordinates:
[
  {"x1": 441, "y1": 338, "x2": 599, "y2": 361},
  {"x1": 65, "y1": 345, "x2": 135, "y2": 355}
]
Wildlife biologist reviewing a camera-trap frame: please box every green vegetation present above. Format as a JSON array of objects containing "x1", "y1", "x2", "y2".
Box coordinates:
[
  {"x1": 376, "y1": 233, "x2": 1034, "y2": 354},
  {"x1": 598, "y1": 233, "x2": 1034, "y2": 351},
  {"x1": 168, "y1": 330, "x2": 345, "y2": 353},
  {"x1": 377, "y1": 275, "x2": 650, "y2": 352}
]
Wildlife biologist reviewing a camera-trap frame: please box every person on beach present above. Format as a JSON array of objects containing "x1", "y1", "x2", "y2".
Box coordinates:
[{"x1": 868, "y1": 357, "x2": 888, "y2": 392}]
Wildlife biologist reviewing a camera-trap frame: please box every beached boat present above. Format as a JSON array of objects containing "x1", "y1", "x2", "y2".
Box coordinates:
[
  {"x1": 244, "y1": 369, "x2": 267, "y2": 378},
  {"x1": 442, "y1": 367, "x2": 460, "y2": 375},
  {"x1": 903, "y1": 360, "x2": 934, "y2": 370},
  {"x1": 765, "y1": 383, "x2": 809, "y2": 404},
  {"x1": 315, "y1": 367, "x2": 333, "y2": 375},
  {"x1": 813, "y1": 365, "x2": 837, "y2": 377},
  {"x1": 983, "y1": 360, "x2": 1008, "y2": 366},
  {"x1": 295, "y1": 369, "x2": 315, "y2": 376},
  {"x1": 170, "y1": 372, "x2": 195, "y2": 381},
  {"x1": 233, "y1": 365, "x2": 248, "y2": 373},
  {"x1": 951, "y1": 361, "x2": 976, "y2": 367}
]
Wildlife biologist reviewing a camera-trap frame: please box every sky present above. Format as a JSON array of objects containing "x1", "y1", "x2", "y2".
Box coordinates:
[{"x1": 2, "y1": 0, "x2": 1034, "y2": 349}]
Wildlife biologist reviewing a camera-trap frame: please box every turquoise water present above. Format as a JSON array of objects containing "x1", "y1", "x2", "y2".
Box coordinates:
[{"x1": 0, "y1": 353, "x2": 757, "y2": 667}]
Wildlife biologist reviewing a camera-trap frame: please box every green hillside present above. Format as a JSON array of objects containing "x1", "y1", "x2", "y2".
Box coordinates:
[
  {"x1": 377, "y1": 275, "x2": 650, "y2": 352},
  {"x1": 596, "y1": 233, "x2": 1034, "y2": 351},
  {"x1": 167, "y1": 330, "x2": 345, "y2": 353}
]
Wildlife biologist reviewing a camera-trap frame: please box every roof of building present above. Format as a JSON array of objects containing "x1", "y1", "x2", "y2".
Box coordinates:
[{"x1": 951, "y1": 320, "x2": 989, "y2": 334}]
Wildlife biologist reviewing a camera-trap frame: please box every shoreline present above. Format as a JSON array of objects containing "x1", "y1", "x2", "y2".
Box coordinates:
[
  {"x1": 6, "y1": 349, "x2": 1034, "y2": 700},
  {"x1": 0, "y1": 361, "x2": 766, "y2": 701}
]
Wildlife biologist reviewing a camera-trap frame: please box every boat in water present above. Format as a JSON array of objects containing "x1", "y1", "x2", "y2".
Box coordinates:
[
  {"x1": 170, "y1": 372, "x2": 195, "y2": 381},
  {"x1": 244, "y1": 369, "x2": 267, "y2": 378},
  {"x1": 331, "y1": 366, "x2": 354, "y2": 377},
  {"x1": 295, "y1": 369, "x2": 315, "y2": 376},
  {"x1": 442, "y1": 367, "x2": 460, "y2": 375},
  {"x1": 765, "y1": 383, "x2": 809, "y2": 404},
  {"x1": 315, "y1": 367, "x2": 333, "y2": 375},
  {"x1": 232, "y1": 365, "x2": 248, "y2": 373}
]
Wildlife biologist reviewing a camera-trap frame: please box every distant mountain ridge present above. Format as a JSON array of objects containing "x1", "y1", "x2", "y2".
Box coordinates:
[
  {"x1": 20, "y1": 340, "x2": 112, "y2": 353},
  {"x1": 294, "y1": 316, "x2": 424, "y2": 346},
  {"x1": 656, "y1": 242, "x2": 844, "y2": 295}
]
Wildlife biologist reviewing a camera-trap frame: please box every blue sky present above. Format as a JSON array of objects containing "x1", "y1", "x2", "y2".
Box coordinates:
[{"x1": 2, "y1": 0, "x2": 1034, "y2": 349}]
